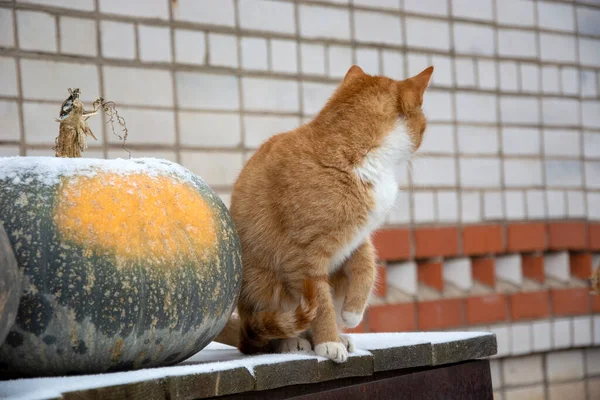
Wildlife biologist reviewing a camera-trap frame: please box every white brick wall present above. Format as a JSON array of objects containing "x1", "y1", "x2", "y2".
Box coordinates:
[
  {"x1": 453, "y1": 23, "x2": 495, "y2": 56},
  {"x1": 99, "y1": 0, "x2": 168, "y2": 19},
  {"x1": 176, "y1": 72, "x2": 238, "y2": 110},
  {"x1": 239, "y1": 0, "x2": 295, "y2": 34},
  {"x1": 100, "y1": 21, "x2": 135, "y2": 60},
  {"x1": 17, "y1": 10, "x2": 56, "y2": 53},
  {"x1": 299, "y1": 5, "x2": 350, "y2": 40},
  {"x1": 174, "y1": 0, "x2": 235, "y2": 26},
  {"x1": 405, "y1": 18, "x2": 449, "y2": 51},
  {"x1": 353, "y1": 10, "x2": 402, "y2": 45},
  {"x1": 59, "y1": 17, "x2": 97, "y2": 57},
  {"x1": 175, "y1": 30, "x2": 206, "y2": 65},
  {"x1": 179, "y1": 112, "x2": 241, "y2": 147}
]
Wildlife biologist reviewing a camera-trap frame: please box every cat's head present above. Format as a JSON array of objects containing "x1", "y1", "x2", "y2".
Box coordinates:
[{"x1": 337, "y1": 65, "x2": 434, "y2": 152}]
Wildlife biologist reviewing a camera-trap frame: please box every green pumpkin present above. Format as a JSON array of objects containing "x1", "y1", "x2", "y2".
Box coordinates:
[{"x1": 0, "y1": 157, "x2": 241, "y2": 377}]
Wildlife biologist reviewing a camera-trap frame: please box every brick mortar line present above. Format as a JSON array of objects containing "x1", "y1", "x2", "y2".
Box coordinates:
[
  {"x1": 167, "y1": 0, "x2": 181, "y2": 163},
  {"x1": 10, "y1": 6, "x2": 25, "y2": 157}
]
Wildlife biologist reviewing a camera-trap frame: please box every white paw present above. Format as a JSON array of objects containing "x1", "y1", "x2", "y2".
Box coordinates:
[
  {"x1": 339, "y1": 334, "x2": 355, "y2": 352},
  {"x1": 341, "y1": 311, "x2": 362, "y2": 328},
  {"x1": 276, "y1": 337, "x2": 312, "y2": 353},
  {"x1": 314, "y1": 341, "x2": 348, "y2": 363}
]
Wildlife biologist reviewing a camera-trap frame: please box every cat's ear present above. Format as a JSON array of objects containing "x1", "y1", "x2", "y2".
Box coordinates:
[
  {"x1": 344, "y1": 65, "x2": 365, "y2": 82},
  {"x1": 408, "y1": 66, "x2": 434, "y2": 94}
]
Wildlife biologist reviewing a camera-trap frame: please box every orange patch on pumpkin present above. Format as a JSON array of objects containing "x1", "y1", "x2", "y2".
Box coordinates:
[{"x1": 54, "y1": 173, "x2": 217, "y2": 263}]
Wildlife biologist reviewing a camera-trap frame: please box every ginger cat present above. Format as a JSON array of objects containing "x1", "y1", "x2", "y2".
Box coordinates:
[{"x1": 216, "y1": 65, "x2": 433, "y2": 363}]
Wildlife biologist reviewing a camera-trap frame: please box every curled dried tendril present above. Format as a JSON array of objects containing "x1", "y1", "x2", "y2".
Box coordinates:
[{"x1": 93, "y1": 97, "x2": 131, "y2": 159}]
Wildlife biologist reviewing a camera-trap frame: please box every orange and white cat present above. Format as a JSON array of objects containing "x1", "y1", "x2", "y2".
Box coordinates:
[{"x1": 216, "y1": 65, "x2": 434, "y2": 363}]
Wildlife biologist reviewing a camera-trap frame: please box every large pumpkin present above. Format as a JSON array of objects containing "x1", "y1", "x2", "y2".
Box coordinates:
[{"x1": 0, "y1": 157, "x2": 241, "y2": 377}]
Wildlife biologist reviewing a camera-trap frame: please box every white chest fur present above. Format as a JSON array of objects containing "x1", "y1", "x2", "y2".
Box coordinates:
[{"x1": 329, "y1": 121, "x2": 412, "y2": 271}]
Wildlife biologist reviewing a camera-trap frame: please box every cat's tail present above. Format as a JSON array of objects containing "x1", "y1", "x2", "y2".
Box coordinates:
[{"x1": 238, "y1": 279, "x2": 318, "y2": 354}]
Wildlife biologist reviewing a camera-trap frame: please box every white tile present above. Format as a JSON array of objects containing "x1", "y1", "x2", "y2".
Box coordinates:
[
  {"x1": 540, "y1": 33, "x2": 577, "y2": 63},
  {"x1": 496, "y1": 0, "x2": 535, "y2": 27},
  {"x1": 59, "y1": 17, "x2": 97, "y2": 57},
  {"x1": 542, "y1": 66, "x2": 561, "y2": 94},
  {"x1": 412, "y1": 156, "x2": 457, "y2": 187},
  {"x1": 99, "y1": 0, "x2": 168, "y2": 19},
  {"x1": 505, "y1": 386, "x2": 544, "y2": 400},
  {"x1": 500, "y1": 96, "x2": 540, "y2": 124},
  {"x1": 542, "y1": 98, "x2": 580, "y2": 126},
  {"x1": 405, "y1": 17, "x2": 449, "y2": 50},
  {"x1": 504, "y1": 160, "x2": 543, "y2": 187},
  {"x1": 138, "y1": 25, "x2": 171, "y2": 63},
  {"x1": 100, "y1": 21, "x2": 135, "y2": 60},
  {"x1": 0, "y1": 8, "x2": 14, "y2": 48},
  {"x1": 20, "y1": 59, "x2": 99, "y2": 102},
  {"x1": 243, "y1": 115, "x2": 300, "y2": 148},
  {"x1": 511, "y1": 323, "x2": 532, "y2": 355},
  {"x1": 242, "y1": 37, "x2": 269, "y2": 71},
  {"x1": 484, "y1": 191, "x2": 504, "y2": 220},
  {"x1": 0, "y1": 100, "x2": 21, "y2": 142},
  {"x1": 243, "y1": 78, "x2": 299, "y2": 112},
  {"x1": 498, "y1": 29, "x2": 537, "y2": 58},
  {"x1": 584, "y1": 132, "x2": 600, "y2": 158},
  {"x1": 181, "y1": 151, "x2": 244, "y2": 186},
  {"x1": 407, "y1": 53, "x2": 429, "y2": 77},
  {"x1": 452, "y1": 0, "x2": 493, "y2": 20},
  {"x1": 538, "y1": 1, "x2": 575, "y2": 32},
  {"x1": 455, "y1": 58, "x2": 476, "y2": 87},
  {"x1": 590, "y1": 193, "x2": 600, "y2": 220},
  {"x1": 354, "y1": 0, "x2": 399, "y2": 9},
  {"x1": 477, "y1": 60, "x2": 497, "y2": 90},
  {"x1": 403, "y1": 0, "x2": 448, "y2": 16},
  {"x1": 457, "y1": 125, "x2": 498, "y2": 155},
  {"x1": 460, "y1": 158, "x2": 502, "y2": 188},
  {"x1": 527, "y1": 190, "x2": 547, "y2": 219},
  {"x1": 424, "y1": 90, "x2": 453, "y2": 122},
  {"x1": 18, "y1": 0, "x2": 94, "y2": 10},
  {"x1": 105, "y1": 107, "x2": 174, "y2": 145},
  {"x1": 355, "y1": 48, "x2": 379, "y2": 76},
  {"x1": 430, "y1": 56, "x2": 453, "y2": 87},
  {"x1": 0, "y1": 146, "x2": 20, "y2": 157},
  {"x1": 443, "y1": 258, "x2": 472, "y2": 290},
  {"x1": 545, "y1": 252, "x2": 570, "y2": 282},
  {"x1": 490, "y1": 325, "x2": 511, "y2": 357},
  {"x1": 353, "y1": 10, "x2": 402, "y2": 45},
  {"x1": 499, "y1": 62, "x2": 519, "y2": 92},
  {"x1": 176, "y1": 72, "x2": 238, "y2": 110},
  {"x1": 544, "y1": 129, "x2": 581, "y2": 157},
  {"x1": 0, "y1": 57, "x2": 18, "y2": 96},
  {"x1": 595, "y1": 315, "x2": 600, "y2": 345},
  {"x1": 561, "y1": 68, "x2": 579, "y2": 95},
  {"x1": 302, "y1": 82, "x2": 337, "y2": 115},
  {"x1": 387, "y1": 261, "x2": 417, "y2": 295},
  {"x1": 581, "y1": 70, "x2": 598, "y2": 97},
  {"x1": 419, "y1": 124, "x2": 454, "y2": 154},
  {"x1": 495, "y1": 254, "x2": 522, "y2": 286},
  {"x1": 17, "y1": 10, "x2": 56, "y2": 53},
  {"x1": 175, "y1": 29, "x2": 206, "y2": 65},
  {"x1": 105, "y1": 66, "x2": 172, "y2": 107},
  {"x1": 573, "y1": 316, "x2": 592, "y2": 346},
  {"x1": 174, "y1": 0, "x2": 235, "y2": 26},
  {"x1": 437, "y1": 191, "x2": 458, "y2": 222},
  {"x1": 271, "y1": 40, "x2": 298, "y2": 74},
  {"x1": 520, "y1": 63, "x2": 540, "y2": 93},
  {"x1": 567, "y1": 191, "x2": 586, "y2": 218},
  {"x1": 545, "y1": 160, "x2": 583, "y2": 188},
  {"x1": 387, "y1": 191, "x2": 410, "y2": 225},
  {"x1": 328, "y1": 45, "x2": 353, "y2": 78},
  {"x1": 381, "y1": 50, "x2": 405, "y2": 80},
  {"x1": 553, "y1": 318, "x2": 573, "y2": 349},
  {"x1": 502, "y1": 128, "x2": 540, "y2": 156},
  {"x1": 583, "y1": 101, "x2": 600, "y2": 128},
  {"x1": 490, "y1": 359, "x2": 502, "y2": 390},
  {"x1": 179, "y1": 112, "x2": 241, "y2": 147},
  {"x1": 239, "y1": 0, "x2": 295, "y2": 34},
  {"x1": 546, "y1": 350, "x2": 585, "y2": 382},
  {"x1": 301, "y1": 43, "x2": 326, "y2": 75},
  {"x1": 532, "y1": 321, "x2": 552, "y2": 352},
  {"x1": 455, "y1": 92, "x2": 497, "y2": 123},
  {"x1": 579, "y1": 37, "x2": 600, "y2": 67},
  {"x1": 413, "y1": 191, "x2": 435, "y2": 223},
  {"x1": 547, "y1": 190, "x2": 567, "y2": 218},
  {"x1": 505, "y1": 191, "x2": 526, "y2": 220},
  {"x1": 208, "y1": 33, "x2": 238, "y2": 68},
  {"x1": 586, "y1": 348, "x2": 600, "y2": 375},
  {"x1": 453, "y1": 23, "x2": 495, "y2": 56},
  {"x1": 461, "y1": 192, "x2": 481, "y2": 223},
  {"x1": 586, "y1": 161, "x2": 600, "y2": 189},
  {"x1": 578, "y1": 6, "x2": 600, "y2": 36},
  {"x1": 299, "y1": 5, "x2": 351, "y2": 40}
]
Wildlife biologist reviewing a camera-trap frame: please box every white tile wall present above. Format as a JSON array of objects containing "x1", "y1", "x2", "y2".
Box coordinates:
[
  {"x1": 353, "y1": 10, "x2": 402, "y2": 45},
  {"x1": 299, "y1": 5, "x2": 350, "y2": 40},
  {"x1": 174, "y1": 0, "x2": 235, "y2": 26},
  {"x1": 175, "y1": 30, "x2": 206, "y2": 65},
  {"x1": 405, "y1": 18, "x2": 449, "y2": 51},
  {"x1": 17, "y1": 10, "x2": 56, "y2": 53},
  {"x1": 239, "y1": 0, "x2": 295, "y2": 34},
  {"x1": 100, "y1": 21, "x2": 135, "y2": 60},
  {"x1": 59, "y1": 17, "x2": 97, "y2": 57},
  {"x1": 138, "y1": 25, "x2": 171, "y2": 63}
]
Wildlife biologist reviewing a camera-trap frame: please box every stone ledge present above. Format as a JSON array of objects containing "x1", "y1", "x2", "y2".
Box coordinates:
[{"x1": 0, "y1": 332, "x2": 497, "y2": 400}]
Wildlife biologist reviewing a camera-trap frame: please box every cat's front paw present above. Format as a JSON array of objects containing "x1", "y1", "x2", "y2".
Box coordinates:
[
  {"x1": 339, "y1": 334, "x2": 355, "y2": 352},
  {"x1": 314, "y1": 341, "x2": 348, "y2": 363},
  {"x1": 275, "y1": 337, "x2": 312, "y2": 353},
  {"x1": 341, "y1": 311, "x2": 363, "y2": 328}
]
